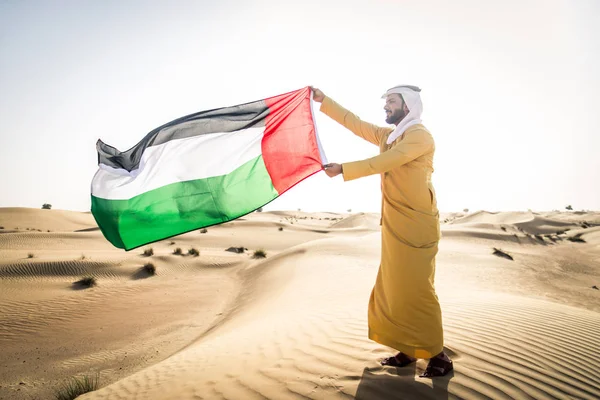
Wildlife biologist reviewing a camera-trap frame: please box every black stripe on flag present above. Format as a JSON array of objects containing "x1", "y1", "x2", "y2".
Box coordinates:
[{"x1": 97, "y1": 99, "x2": 269, "y2": 172}]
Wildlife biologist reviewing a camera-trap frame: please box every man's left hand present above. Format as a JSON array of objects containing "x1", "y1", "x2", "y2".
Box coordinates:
[{"x1": 323, "y1": 163, "x2": 343, "y2": 178}]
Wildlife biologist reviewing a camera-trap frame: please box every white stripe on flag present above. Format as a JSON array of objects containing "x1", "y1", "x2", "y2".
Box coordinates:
[{"x1": 92, "y1": 127, "x2": 265, "y2": 200}]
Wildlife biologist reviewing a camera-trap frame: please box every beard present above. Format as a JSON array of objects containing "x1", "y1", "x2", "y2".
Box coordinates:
[{"x1": 385, "y1": 108, "x2": 407, "y2": 125}]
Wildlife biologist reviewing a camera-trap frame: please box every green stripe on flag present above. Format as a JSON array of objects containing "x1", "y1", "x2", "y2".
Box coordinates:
[{"x1": 91, "y1": 155, "x2": 278, "y2": 250}]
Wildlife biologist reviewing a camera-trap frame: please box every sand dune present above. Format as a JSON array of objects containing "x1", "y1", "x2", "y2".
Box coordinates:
[
  {"x1": 449, "y1": 210, "x2": 537, "y2": 226},
  {"x1": 329, "y1": 212, "x2": 381, "y2": 229},
  {"x1": 1, "y1": 208, "x2": 599, "y2": 399},
  {"x1": 0, "y1": 208, "x2": 96, "y2": 232},
  {"x1": 448, "y1": 211, "x2": 585, "y2": 235}
]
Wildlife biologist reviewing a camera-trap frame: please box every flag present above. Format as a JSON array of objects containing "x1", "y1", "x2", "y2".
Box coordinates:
[{"x1": 91, "y1": 87, "x2": 326, "y2": 250}]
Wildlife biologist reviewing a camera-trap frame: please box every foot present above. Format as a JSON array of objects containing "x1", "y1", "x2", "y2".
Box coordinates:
[
  {"x1": 381, "y1": 352, "x2": 417, "y2": 367},
  {"x1": 419, "y1": 352, "x2": 453, "y2": 378}
]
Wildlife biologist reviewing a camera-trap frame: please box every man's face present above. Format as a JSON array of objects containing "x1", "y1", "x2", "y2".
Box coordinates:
[{"x1": 384, "y1": 94, "x2": 408, "y2": 125}]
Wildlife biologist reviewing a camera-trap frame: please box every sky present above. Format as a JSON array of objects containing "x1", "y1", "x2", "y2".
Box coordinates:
[{"x1": 1, "y1": 0, "x2": 598, "y2": 213}]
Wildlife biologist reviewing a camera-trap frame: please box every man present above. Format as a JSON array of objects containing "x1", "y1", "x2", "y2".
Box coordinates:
[{"x1": 312, "y1": 85, "x2": 452, "y2": 378}]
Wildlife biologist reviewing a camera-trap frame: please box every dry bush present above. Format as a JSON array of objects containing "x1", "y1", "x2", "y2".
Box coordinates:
[
  {"x1": 55, "y1": 374, "x2": 99, "y2": 400},
  {"x1": 143, "y1": 263, "x2": 156, "y2": 275},
  {"x1": 252, "y1": 249, "x2": 267, "y2": 259},
  {"x1": 73, "y1": 276, "x2": 97, "y2": 288},
  {"x1": 492, "y1": 248, "x2": 513, "y2": 261}
]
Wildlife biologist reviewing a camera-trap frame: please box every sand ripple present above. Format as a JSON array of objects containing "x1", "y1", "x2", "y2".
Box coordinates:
[{"x1": 82, "y1": 238, "x2": 600, "y2": 400}]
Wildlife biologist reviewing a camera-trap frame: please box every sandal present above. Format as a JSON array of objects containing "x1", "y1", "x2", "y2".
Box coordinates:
[
  {"x1": 419, "y1": 356, "x2": 453, "y2": 378},
  {"x1": 381, "y1": 352, "x2": 416, "y2": 367}
]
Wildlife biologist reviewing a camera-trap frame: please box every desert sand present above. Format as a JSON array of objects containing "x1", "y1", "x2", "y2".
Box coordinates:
[{"x1": 1, "y1": 207, "x2": 599, "y2": 399}]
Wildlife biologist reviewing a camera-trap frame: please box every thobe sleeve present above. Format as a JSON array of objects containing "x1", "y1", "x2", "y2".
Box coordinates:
[
  {"x1": 320, "y1": 96, "x2": 391, "y2": 146},
  {"x1": 342, "y1": 129, "x2": 434, "y2": 181}
]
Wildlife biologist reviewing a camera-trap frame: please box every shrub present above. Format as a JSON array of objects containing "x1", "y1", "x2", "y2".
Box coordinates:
[
  {"x1": 252, "y1": 249, "x2": 267, "y2": 259},
  {"x1": 73, "y1": 276, "x2": 97, "y2": 288},
  {"x1": 567, "y1": 234, "x2": 586, "y2": 243},
  {"x1": 278, "y1": 227, "x2": 283, "y2": 231},
  {"x1": 188, "y1": 248, "x2": 200, "y2": 257},
  {"x1": 42, "y1": 203, "x2": 52, "y2": 210},
  {"x1": 492, "y1": 248, "x2": 513, "y2": 261},
  {"x1": 27, "y1": 253, "x2": 34, "y2": 258},
  {"x1": 226, "y1": 246, "x2": 246, "y2": 254},
  {"x1": 143, "y1": 263, "x2": 156, "y2": 275},
  {"x1": 142, "y1": 248, "x2": 154, "y2": 256},
  {"x1": 169, "y1": 241, "x2": 176, "y2": 245},
  {"x1": 173, "y1": 247, "x2": 183, "y2": 255},
  {"x1": 54, "y1": 374, "x2": 99, "y2": 400},
  {"x1": 565, "y1": 205, "x2": 573, "y2": 211},
  {"x1": 199, "y1": 228, "x2": 208, "y2": 234}
]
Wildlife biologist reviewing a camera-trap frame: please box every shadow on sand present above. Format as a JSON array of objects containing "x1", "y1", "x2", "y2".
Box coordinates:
[{"x1": 355, "y1": 359, "x2": 453, "y2": 400}]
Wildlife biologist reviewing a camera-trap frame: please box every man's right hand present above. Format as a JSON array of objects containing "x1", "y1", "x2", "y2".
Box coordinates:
[{"x1": 310, "y1": 86, "x2": 325, "y2": 103}]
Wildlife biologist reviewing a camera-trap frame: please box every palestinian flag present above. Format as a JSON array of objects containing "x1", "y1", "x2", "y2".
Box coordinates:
[{"x1": 91, "y1": 87, "x2": 326, "y2": 250}]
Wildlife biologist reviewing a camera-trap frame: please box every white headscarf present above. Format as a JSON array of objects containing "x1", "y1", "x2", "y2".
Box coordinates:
[{"x1": 382, "y1": 85, "x2": 423, "y2": 144}]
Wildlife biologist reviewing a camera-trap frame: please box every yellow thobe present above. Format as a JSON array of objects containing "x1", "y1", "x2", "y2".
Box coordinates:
[{"x1": 321, "y1": 97, "x2": 443, "y2": 359}]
